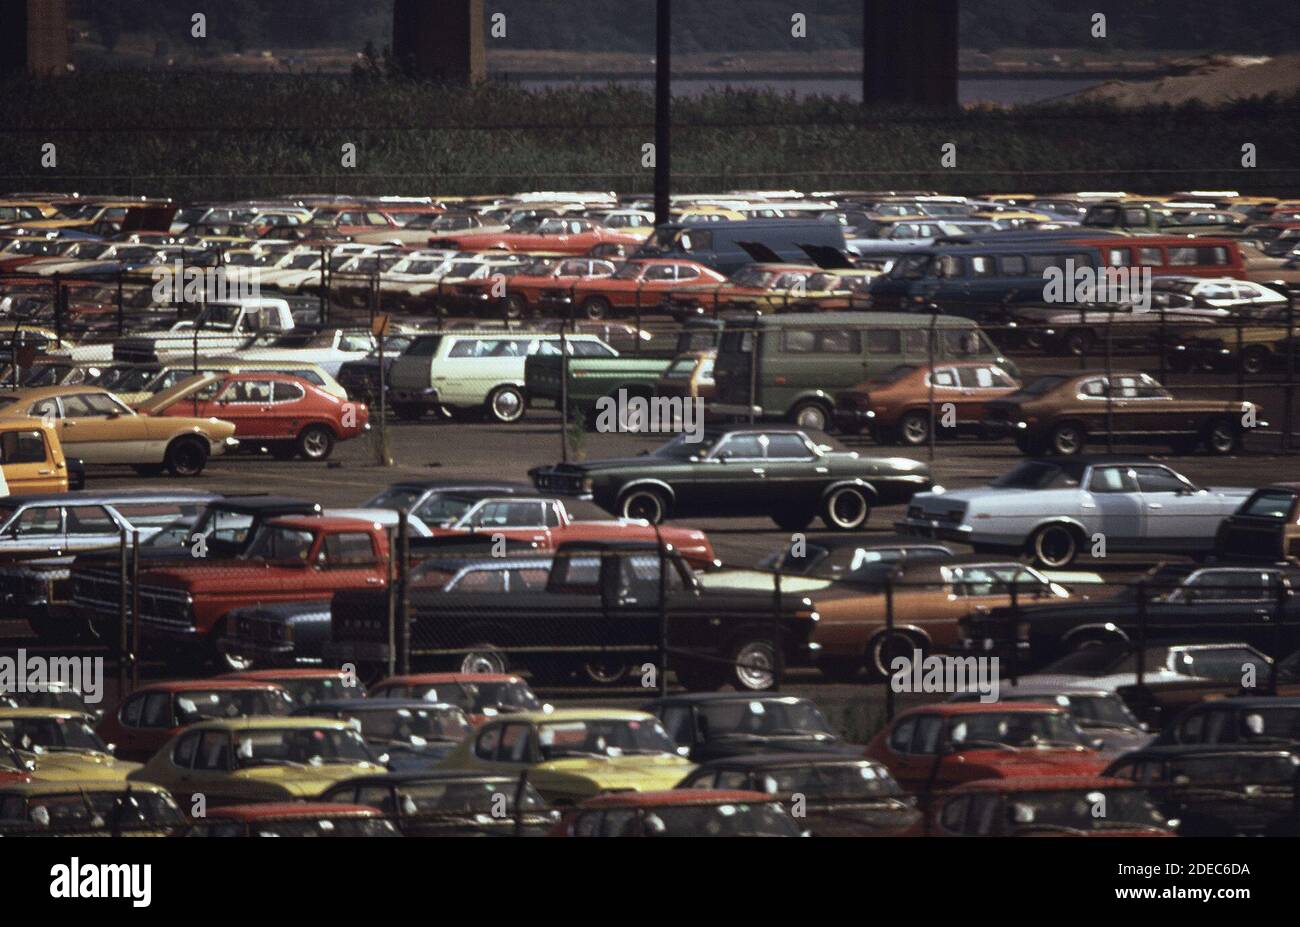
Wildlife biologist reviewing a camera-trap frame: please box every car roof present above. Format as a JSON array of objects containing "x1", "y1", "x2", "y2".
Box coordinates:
[
  {"x1": 178, "y1": 717, "x2": 352, "y2": 732},
  {"x1": 206, "y1": 496, "x2": 321, "y2": 515},
  {"x1": 0, "y1": 489, "x2": 217, "y2": 506},
  {"x1": 577, "y1": 789, "x2": 773, "y2": 809},
  {"x1": 645, "y1": 692, "x2": 813, "y2": 707},
  {"x1": 125, "y1": 679, "x2": 286, "y2": 694},
  {"x1": 948, "y1": 776, "x2": 1135, "y2": 793},
  {"x1": 0, "y1": 707, "x2": 92, "y2": 721},
  {"x1": 496, "y1": 708, "x2": 652, "y2": 724},
  {"x1": 267, "y1": 514, "x2": 379, "y2": 532},
  {"x1": 202, "y1": 803, "x2": 382, "y2": 821},
  {"x1": 1117, "y1": 743, "x2": 1300, "y2": 759},
  {"x1": 0, "y1": 780, "x2": 171, "y2": 797},
  {"x1": 219, "y1": 668, "x2": 354, "y2": 681},
  {"x1": 324, "y1": 769, "x2": 527, "y2": 788},
  {"x1": 1179, "y1": 696, "x2": 1300, "y2": 709},
  {"x1": 896, "y1": 703, "x2": 1067, "y2": 718},
  {"x1": 690, "y1": 752, "x2": 883, "y2": 770},
  {"x1": 294, "y1": 698, "x2": 459, "y2": 714},
  {"x1": 374, "y1": 673, "x2": 524, "y2": 686}
]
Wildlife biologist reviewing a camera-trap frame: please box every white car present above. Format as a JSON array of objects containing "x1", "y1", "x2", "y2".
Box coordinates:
[
  {"x1": 897, "y1": 457, "x2": 1253, "y2": 568},
  {"x1": 1152, "y1": 276, "x2": 1287, "y2": 311}
]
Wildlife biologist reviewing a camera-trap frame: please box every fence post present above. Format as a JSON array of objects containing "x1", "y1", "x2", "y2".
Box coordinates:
[
  {"x1": 1158, "y1": 301, "x2": 1167, "y2": 384},
  {"x1": 927, "y1": 309, "x2": 937, "y2": 461},
  {"x1": 1272, "y1": 576, "x2": 1285, "y2": 695},
  {"x1": 117, "y1": 527, "x2": 128, "y2": 698},
  {"x1": 656, "y1": 524, "x2": 669, "y2": 698},
  {"x1": 130, "y1": 531, "x2": 141, "y2": 693},
  {"x1": 748, "y1": 311, "x2": 760, "y2": 425},
  {"x1": 116, "y1": 272, "x2": 125, "y2": 338},
  {"x1": 513, "y1": 769, "x2": 529, "y2": 838},
  {"x1": 1135, "y1": 581, "x2": 1147, "y2": 690},
  {"x1": 398, "y1": 510, "x2": 411, "y2": 676},
  {"x1": 884, "y1": 574, "x2": 896, "y2": 723},
  {"x1": 559, "y1": 328, "x2": 569, "y2": 463},
  {"x1": 1236, "y1": 314, "x2": 1246, "y2": 404},
  {"x1": 1105, "y1": 314, "x2": 1114, "y2": 453},
  {"x1": 1007, "y1": 581, "x2": 1019, "y2": 688},
  {"x1": 1286, "y1": 292, "x2": 1296, "y2": 452},
  {"x1": 386, "y1": 527, "x2": 397, "y2": 678},
  {"x1": 52, "y1": 274, "x2": 64, "y2": 348}
]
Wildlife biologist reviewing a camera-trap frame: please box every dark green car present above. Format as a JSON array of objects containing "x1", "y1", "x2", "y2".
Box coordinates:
[{"x1": 529, "y1": 425, "x2": 932, "y2": 530}]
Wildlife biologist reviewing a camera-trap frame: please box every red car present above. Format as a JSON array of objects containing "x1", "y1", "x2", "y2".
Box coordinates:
[
  {"x1": 865, "y1": 703, "x2": 1108, "y2": 795},
  {"x1": 185, "y1": 802, "x2": 400, "y2": 837},
  {"x1": 452, "y1": 256, "x2": 620, "y2": 319},
  {"x1": 0, "y1": 736, "x2": 33, "y2": 784},
  {"x1": 429, "y1": 216, "x2": 642, "y2": 256},
  {"x1": 567, "y1": 258, "x2": 727, "y2": 320},
  {"x1": 218, "y1": 668, "x2": 368, "y2": 707},
  {"x1": 96, "y1": 678, "x2": 294, "y2": 762},
  {"x1": 368, "y1": 673, "x2": 543, "y2": 726},
  {"x1": 141, "y1": 371, "x2": 369, "y2": 461},
  {"x1": 915, "y1": 776, "x2": 1175, "y2": 837},
  {"x1": 551, "y1": 790, "x2": 801, "y2": 837},
  {"x1": 420, "y1": 495, "x2": 716, "y2": 569}
]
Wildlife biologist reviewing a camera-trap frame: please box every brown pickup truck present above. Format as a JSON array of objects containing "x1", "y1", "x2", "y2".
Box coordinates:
[
  {"x1": 73, "y1": 515, "x2": 399, "y2": 670},
  {"x1": 983, "y1": 371, "x2": 1261, "y2": 456}
]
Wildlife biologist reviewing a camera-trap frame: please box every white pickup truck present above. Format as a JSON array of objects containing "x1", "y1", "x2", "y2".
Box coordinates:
[{"x1": 72, "y1": 298, "x2": 296, "y2": 364}]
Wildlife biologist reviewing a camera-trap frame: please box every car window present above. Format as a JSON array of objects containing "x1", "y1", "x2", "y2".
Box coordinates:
[
  {"x1": 764, "y1": 433, "x2": 814, "y2": 460},
  {"x1": 272, "y1": 382, "x2": 305, "y2": 403},
  {"x1": 912, "y1": 715, "x2": 943, "y2": 755},
  {"x1": 141, "y1": 693, "x2": 173, "y2": 728},
  {"x1": 321, "y1": 532, "x2": 377, "y2": 567},
  {"x1": 1132, "y1": 466, "x2": 1188, "y2": 494},
  {"x1": 65, "y1": 506, "x2": 117, "y2": 536},
  {"x1": 64, "y1": 393, "x2": 128, "y2": 417},
  {"x1": 931, "y1": 368, "x2": 958, "y2": 387},
  {"x1": 11, "y1": 506, "x2": 61, "y2": 536},
  {"x1": 474, "y1": 726, "x2": 501, "y2": 760},
  {"x1": 889, "y1": 717, "x2": 916, "y2": 753},
  {"x1": 120, "y1": 695, "x2": 144, "y2": 727},
  {"x1": 715, "y1": 434, "x2": 764, "y2": 459},
  {"x1": 0, "y1": 429, "x2": 47, "y2": 464},
  {"x1": 172, "y1": 731, "x2": 200, "y2": 768},
  {"x1": 1087, "y1": 466, "x2": 1137, "y2": 494}
]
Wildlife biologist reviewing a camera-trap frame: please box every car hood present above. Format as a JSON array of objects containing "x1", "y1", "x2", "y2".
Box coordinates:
[
  {"x1": 233, "y1": 761, "x2": 384, "y2": 795},
  {"x1": 27, "y1": 751, "x2": 142, "y2": 782},
  {"x1": 956, "y1": 748, "x2": 1109, "y2": 777},
  {"x1": 534, "y1": 754, "x2": 695, "y2": 793}
]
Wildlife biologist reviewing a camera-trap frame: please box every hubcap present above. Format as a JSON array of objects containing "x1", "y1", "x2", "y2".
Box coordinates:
[
  {"x1": 874, "y1": 635, "x2": 914, "y2": 675},
  {"x1": 1210, "y1": 425, "x2": 1233, "y2": 451},
  {"x1": 493, "y1": 390, "x2": 523, "y2": 420},
  {"x1": 461, "y1": 651, "x2": 503, "y2": 674},
  {"x1": 734, "y1": 642, "x2": 775, "y2": 690},
  {"x1": 796, "y1": 407, "x2": 826, "y2": 430},
  {"x1": 584, "y1": 659, "x2": 628, "y2": 684},
  {"x1": 902, "y1": 415, "x2": 928, "y2": 444},
  {"x1": 624, "y1": 493, "x2": 661, "y2": 522},
  {"x1": 303, "y1": 431, "x2": 328, "y2": 456},
  {"x1": 829, "y1": 489, "x2": 867, "y2": 527},
  {"x1": 1054, "y1": 427, "x2": 1081, "y2": 454},
  {"x1": 1036, "y1": 527, "x2": 1074, "y2": 567}
]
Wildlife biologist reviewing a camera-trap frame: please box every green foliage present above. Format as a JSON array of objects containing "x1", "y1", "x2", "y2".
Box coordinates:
[{"x1": 2, "y1": 74, "x2": 1296, "y2": 198}]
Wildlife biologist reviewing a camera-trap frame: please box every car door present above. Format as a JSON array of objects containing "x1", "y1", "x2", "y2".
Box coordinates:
[
  {"x1": 954, "y1": 365, "x2": 1015, "y2": 425},
  {"x1": 64, "y1": 504, "x2": 125, "y2": 554},
  {"x1": 0, "y1": 425, "x2": 64, "y2": 494},
  {"x1": 1131, "y1": 465, "x2": 1207, "y2": 547},
  {"x1": 164, "y1": 730, "x2": 202, "y2": 805},
  {"x1": 189, "y1": 729, "x2": 237, "y2": 802},
  {"x1": 460, "y1": 499, "x2": 551, "y2": 549},
  {"x1": 1164, "y1": 569, "x2": 1278, "y2": 649},
  {"x1": 213, "y1": 377, "x2": 277, "y2": 439},
  {"x1": 758, "y1": 432, "x2": 824, "y2": 512},
  {"x1": 56, "y1": 392, "x2": 150, "y2": 463},
  {"x1": 1081, "y1": 465, "x2": 1143, "y2": 546},
  {"x1": 704, "y1": 431, "x2": 768, "y2": 514},
  {"x1": 0, "y1": 503, "x2": 65, "y2": 558},
  {"x1": 307, "y1": 531, "x2": 383, "y2": 597},
  {"x1": 270, "y1": 380, "x2": 308, "y2": 440}
]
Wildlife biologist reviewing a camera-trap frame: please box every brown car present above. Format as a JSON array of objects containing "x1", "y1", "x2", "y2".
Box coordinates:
[
  {"x1": 982, "y1": 371, "x2": 1261, "y2": 457},
  {"x1": 807, "y1": 556, "x2": 1071, "y2": 681},
  {"x1": 1215, "y1": 483, "x2": 1300, "y2": 562},
  {"x1": 833, "y1": 361, "x2": 1020, "y2": 445}
]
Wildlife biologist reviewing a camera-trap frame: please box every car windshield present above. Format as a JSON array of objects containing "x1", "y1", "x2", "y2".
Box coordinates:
[
  {"x1": 242, "y1": 525, "x2": 316, "y2": 563},
  {"x1": 235, "y1": 727, "x2": 372, "y2": 768},
  {"x1": 1239, "y1": 489, "x2": 1298, "y2": 519},
  {"x1": 637, "y1": 802, "x2": 799, "y2": 837},
  {"x1": 1018, "y1": 375, "x2": 1069, "y2": 397},
  {"x1": 275, "y1": 677, "x2": 366, "y2": 706},
  {"x1": 754, "y1": 761, "x2": 904, "y2": 799},
  {"x1": 991, "y1": 461, "x2": 1082, "y2": 489},
  {"x1": 175, "y1": 688, "x2": 293, "y2": 723},
  {"x1": 698, "y1": 699, "x2": 835, "y2": 740},
  {"x1": 3, "y1": 688, "x2": 89, "y2": 713},
  {"x1": 343, "y1": 706, "x2": 470, "y2": 744},
  {"x1": 1003, "y1": 788, "x2": 1166, "y2": 832},
  {"x1": 0, "y1": 717, "x2": 107, "y2": 754},
  {"x1": 364, "y1": 487, "x2": 424, "y2": 511},
  {"x1": 947, "y1": 712, "x2": 1087, "y2": 750},
  {"x1": 537, "y1": 718, "x2": 675, "y2": 760},
  {"x1": 3, "y1": 791, "x2": 186, "y2": 831},
  {"x1": 653, "y1": 433, "x2": 720, "y2": 459},
  {"x1": 1161, "y1": 754, "x2": 1300, "y2": 785}
]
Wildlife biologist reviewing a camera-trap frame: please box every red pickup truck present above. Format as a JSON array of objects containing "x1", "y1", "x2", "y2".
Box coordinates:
[{"x1": 73, "y1": 515, "x2": 397, "y2": 670}]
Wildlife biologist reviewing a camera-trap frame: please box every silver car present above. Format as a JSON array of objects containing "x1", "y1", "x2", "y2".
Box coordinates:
[{"x1": 897, "y1": 457, "x2": 1252, "y2": 567}]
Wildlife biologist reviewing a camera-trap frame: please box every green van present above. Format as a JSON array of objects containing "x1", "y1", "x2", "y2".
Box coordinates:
[{"x1": 709, "y1": 311, "x2": 1015, "y2": 430}]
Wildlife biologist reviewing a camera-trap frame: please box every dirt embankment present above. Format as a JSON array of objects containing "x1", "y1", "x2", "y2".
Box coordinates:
[{"x1": 1075, "y1": 53, "x2": 1300, "y2": 105}]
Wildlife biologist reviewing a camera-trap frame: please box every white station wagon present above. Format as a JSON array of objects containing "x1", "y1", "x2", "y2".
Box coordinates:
[{"x1": 387, "y1": 331, "x2": 616, "y2": 423}]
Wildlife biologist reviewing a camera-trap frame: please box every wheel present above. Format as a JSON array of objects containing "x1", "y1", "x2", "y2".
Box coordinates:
[
  {"x1": 898, "y1": 410, "x2": 930, "y2": 446},
  {"x1": 619, "y1": 487, "x2": 668, "y2": 524},
  {"x1": 164, "y1": 437, "x2": 208, "y2": 477},
  {"x1": 1047, "y1": 421, "x2": 1086, "y2": 456},
  {"x1": 729, "y1": 638, "x2": 779, "y2": 691},
  {"x1": 460, "y1": 647, "x2": 507, "y2": 675},
  {"x1": 502, "y1": 293, "x2": 527, "y2": 320},
  {"x1": 393, "y1": 403, "x2": 423, "y2": 421},
  {"x1": 580, "y1": 296, "x2": 610, "y2": 320},
  {"x1": 870, "y1": 631, "x2": 923, "y2": 678},
  {"x1": 269, "y1": 442, "x2": 297, "y2": 461},
  {"x1": 789, "y1": 400, "x2": 830, "y2": 432},
  {"x1": 817, "y1": 656, "x2": 862, "y2": 683},
  {"x1": 771, "y1": 509, "x2": 813, "y2": 531},
  {"x1": 1241, "y1": 346, "x2": 1270, "y2": 376},
  {"x1": 485, "y1": 384, "x2": 527, "y2": 424},
  {"x1": 1203, "y1": 417, "x2": 1238, "y2": 456},
  {"x1": 1028, "y1": 523, "x2": 1079, "y2": 569},
  {"x1": 821, "y1": 485, "x2": 870, "y2": 531},
  {"x1": 582, "y1": 658, "x2": 630, "y2": 686},
  {"x1": 1065, "y1": 329, "x2": 1094, "y2": 357},
  {"x1": 132, "y1": 463, "x2": 165, "y2": 477},
  {"x1": 297, "y1": 425, "x2": 335, "y2": 461}
]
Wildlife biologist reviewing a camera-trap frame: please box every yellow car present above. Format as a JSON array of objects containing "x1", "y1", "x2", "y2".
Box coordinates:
[
  {"x1": 128, "y1": 717, "x2": 384, "y2": 806},
  {"x1": 0, "y1": 780, "x2": 185, "y2": 836},
  {"x1": 438, "y1": 709, "x2": 695, "y2": 805},
  {"x1": 0, "y1": 385, "x2": 237, "y2": 476},
  {"x1": 0, "y1": 708, "x2": 141, "y2": 783}
]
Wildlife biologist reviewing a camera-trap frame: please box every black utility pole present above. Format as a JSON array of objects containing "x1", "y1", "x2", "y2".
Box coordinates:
[{"x1": 654, "y1": 0, "x2": 672, "y2": 226}]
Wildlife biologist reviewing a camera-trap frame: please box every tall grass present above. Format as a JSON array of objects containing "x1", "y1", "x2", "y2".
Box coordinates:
[{"x1": 2, "y1": 73, "x2": 1297, "y2": 198}]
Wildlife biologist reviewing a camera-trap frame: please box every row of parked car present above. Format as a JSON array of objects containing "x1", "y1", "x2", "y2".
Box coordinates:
[{"x1": 5, "y1": 651, "x2": 1300, "y2": 837}]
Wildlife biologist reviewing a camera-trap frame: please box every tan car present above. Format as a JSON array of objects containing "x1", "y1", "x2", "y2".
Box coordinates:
[
  {"x1": 808, "y1": 557, "x2": 1071, "y2": 681},
  {"x1": 0, "y1": 386, "x2": 237, "y2": 477},
  {"x1": 1215, "y1": 483, "x2": 1300, "y2": 563}
]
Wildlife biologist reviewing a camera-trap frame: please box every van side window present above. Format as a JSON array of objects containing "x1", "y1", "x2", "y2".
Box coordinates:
[
  {"x1": 780, "y1": 329, "x2": 858, "y2": 354},
  {"x1": 937, "y1": 256, "x2": 965, "y2": 278},
  {"x1": 1106, "y1": 248, "x2": 1131, "y2": 266},
  {"x1": 998, "y1": 255, "x2": 1026, "y2": 276},
  {"x1": 1168, "y1": 248, "x2": 1198, "y2": 266},
  {"x1": 867, "y1": 330, "x2": 902, "y2": 354},
  {"x1": 968, "y1": 256, "x2": 996, "y2": 277},
  {"x1": 1139, "y1": 248, "x2": 1162, "y2": 266}
]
